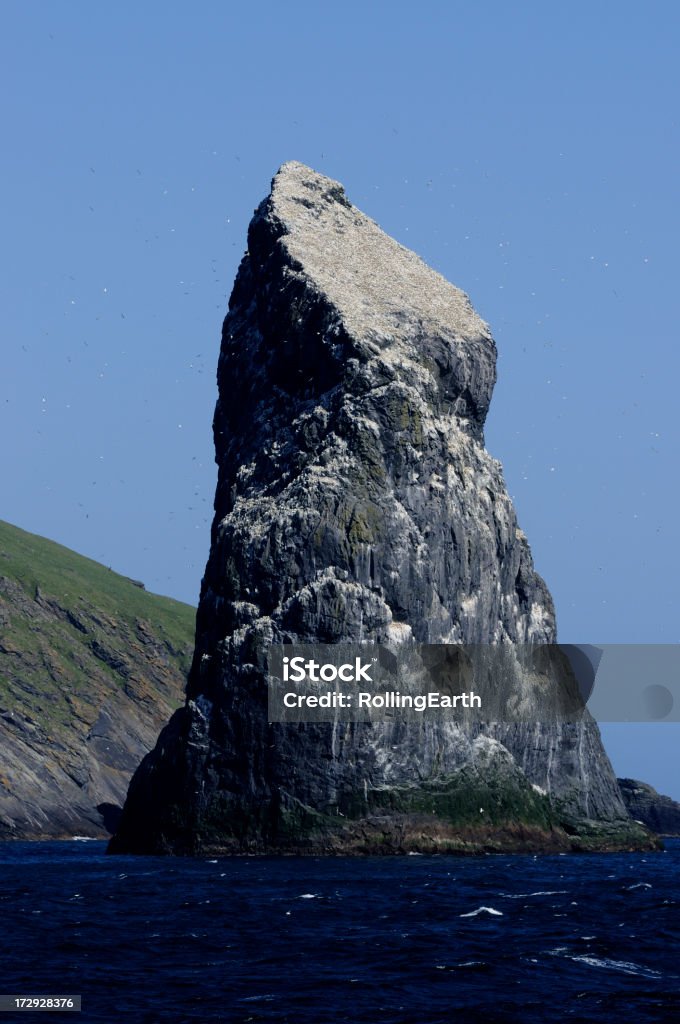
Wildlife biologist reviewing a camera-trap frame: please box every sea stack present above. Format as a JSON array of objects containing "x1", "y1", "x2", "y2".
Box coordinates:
[{"x1": 110, "y1": 162, "x2": 653, "y2": 854}]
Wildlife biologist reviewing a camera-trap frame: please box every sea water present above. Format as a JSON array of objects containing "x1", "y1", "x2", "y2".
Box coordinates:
[{"x1": 0, "y1": 840, "x2": 678, "y2": 1022}]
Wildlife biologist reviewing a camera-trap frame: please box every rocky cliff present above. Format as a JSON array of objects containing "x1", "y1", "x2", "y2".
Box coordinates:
[
  {"x1": 0, "y1": 520, "x2": 193, "y2": 838},
  {"x1": 111, "y1": 162, "x2": 654, "y2": 855},
  {"x1": 618, "y1": 778, "x2": 680, "y2": 836}
]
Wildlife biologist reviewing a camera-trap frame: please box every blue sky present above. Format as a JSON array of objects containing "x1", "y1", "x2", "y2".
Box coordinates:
[{"x1": 2, "y1": 2, "x2": 678, "y2": 795}]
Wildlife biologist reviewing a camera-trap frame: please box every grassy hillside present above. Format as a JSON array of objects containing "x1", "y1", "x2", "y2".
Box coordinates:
[
  {"x1": 0, "y1": 519, "x2": 196, "y2": 838},
  {"x1": 0, "y1": 518, "x2": 193, "y2": 648}
]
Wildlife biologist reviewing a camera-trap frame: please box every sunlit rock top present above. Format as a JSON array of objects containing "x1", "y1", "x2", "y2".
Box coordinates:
[{"x1": 267, "y1": 160, "x2": 490, "y2": 344}]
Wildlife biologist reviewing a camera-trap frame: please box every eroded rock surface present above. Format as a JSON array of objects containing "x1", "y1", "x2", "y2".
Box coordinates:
[
  {"x1": 619, "y1": 778, "x2": 680, "y2": 836},
  {"x1": 111, "y1": 163, "x2": 652, "y2": 855}
]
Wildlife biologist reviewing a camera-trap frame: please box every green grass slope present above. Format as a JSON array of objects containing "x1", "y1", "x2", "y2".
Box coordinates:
[{"x1": 0, "y1": 520, "x2": 196, "y2": 838}]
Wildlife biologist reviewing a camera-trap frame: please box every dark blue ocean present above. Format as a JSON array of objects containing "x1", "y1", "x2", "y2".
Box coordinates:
[{"x1": 0, "y1": 840, "x2": 678, "y2": 1023}]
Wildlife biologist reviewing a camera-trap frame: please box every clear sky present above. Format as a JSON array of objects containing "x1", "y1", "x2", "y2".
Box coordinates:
[{"x1": 2, "y1": 2, "x2": 678, "y2": 795}]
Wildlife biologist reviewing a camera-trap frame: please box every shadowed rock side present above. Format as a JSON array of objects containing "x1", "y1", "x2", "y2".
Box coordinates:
[
  {"x1": 110, "y1": 162, "x2": 655, "y2": 855},
  {"x1": 618, "y1": 778, "x2": 680, "y2": 836}
]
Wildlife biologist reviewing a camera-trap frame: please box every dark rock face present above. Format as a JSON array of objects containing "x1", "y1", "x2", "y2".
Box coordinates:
[
  {"x1": 111, "y1": 162, "x2": 648, "y2": 855},
  {"x1": 619, "y1": 778, "x2": 680, "y2": 835}
]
